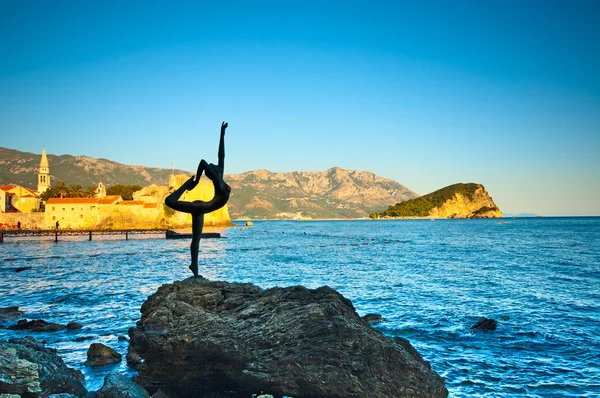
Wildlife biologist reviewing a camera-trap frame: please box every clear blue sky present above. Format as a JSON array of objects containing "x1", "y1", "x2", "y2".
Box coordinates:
[{"x1": 1, "y1": 0, "x2": 599, "y2": 215}]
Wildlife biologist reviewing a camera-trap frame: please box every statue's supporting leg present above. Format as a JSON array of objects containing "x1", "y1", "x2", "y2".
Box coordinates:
[{"x1": 189, "y1": 213, "x2": 204, "y2": 277}]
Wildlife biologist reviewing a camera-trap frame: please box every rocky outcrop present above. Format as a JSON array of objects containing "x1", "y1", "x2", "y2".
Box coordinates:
[
  {"x1": 85, "y1": 343, "x2": 122, "y2": 366},
  {"x1": 128, "y1": 278, "x2": 447, "y2": 398},
  {"x1": 0, "y1": 307, "x2": 24, "y2": 321},
  {"x1": 372, "y1": 183, "x2": 502, "y2": 219},
  {"x1": 428, "y1": 185, "x2": 502, "y2": 218},
  {"x1": 7, "y1": 319, "x2": 81, "y2": 332},
  {"x1": 471, "y1": 318, "x2": 498, "y2": 331},
  {"x1": 0, "y1": 337, "x2": 87, "y2": 397},
  {"x1": 362, "y1": 313, "x2": 385, "y2": 324},
  {"x1": 95, "y1": 372, "x2": 150, "y2": 398}
]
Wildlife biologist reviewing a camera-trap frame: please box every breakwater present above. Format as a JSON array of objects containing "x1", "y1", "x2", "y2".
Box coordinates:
[{"x1": 0, "y1": 229, "x2": 220, "y2": 243}]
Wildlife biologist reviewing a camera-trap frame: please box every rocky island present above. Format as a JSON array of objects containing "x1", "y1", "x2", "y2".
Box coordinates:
[{"x1": 371, "y1": 183, "x2": 502, "y2": 219}]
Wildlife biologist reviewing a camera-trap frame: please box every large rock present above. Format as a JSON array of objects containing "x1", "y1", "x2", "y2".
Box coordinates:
[
  {"x1": 85, "y1": 343, "x2": 122, "y2": 366},
  {"x1": 95, "y1": 371, "x2": 150, "y2": 398},
  {"x1": 471, "y1": 317, "x2": 498, "y2": 331},
  {"x1": 129, "y1": 278, "x2": 448, "y2": 397},
  {"x1": 0, "y1": 337, "x2": 87, "y2": 397}
]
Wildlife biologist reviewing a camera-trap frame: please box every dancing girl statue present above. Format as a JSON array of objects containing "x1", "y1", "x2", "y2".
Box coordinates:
[{"x1": 165, "y1": 122, "x2": 231, "y2": 277}]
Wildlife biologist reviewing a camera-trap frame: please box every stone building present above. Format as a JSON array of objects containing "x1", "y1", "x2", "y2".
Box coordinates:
[
  {"x1": 45, "y1": 195, "x2": 122, "y2": 229},
  {"x1": 0, "y1": 185, "x2": 40, "y2": 213}
]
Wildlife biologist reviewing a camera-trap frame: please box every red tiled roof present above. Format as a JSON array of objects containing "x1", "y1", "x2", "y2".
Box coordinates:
[
  {"x1": 118, "y1": 201, "x2": 145, "y2": 206},
  {"x1": 1, "y1": 185, "x2": 16, "y2": 191},
  {"x1": 46, "y1": 198, "x2": 99, "y2": 204},
  {"x1": 98, "y1": 195, "x2": 121, "y2": 204}
]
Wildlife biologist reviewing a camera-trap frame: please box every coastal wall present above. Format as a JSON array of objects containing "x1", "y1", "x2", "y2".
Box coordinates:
[
  {"x1": 30, "y1": 176, "x2": 232, "y2": 230},
  {"x1": 0, "y1": 212, "x2": 45, "y2": 229},
  {"x1": 45, "y1": 199, "x2": 100, "y2": 229},
  {"x1": 95, "y1": 201, "x2": 162, "y2": 229}
]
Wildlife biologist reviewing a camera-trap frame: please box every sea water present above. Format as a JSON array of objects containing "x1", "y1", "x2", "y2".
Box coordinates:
[{"x1": 1, "y1": 218, "x2": 599, "y2": 396}]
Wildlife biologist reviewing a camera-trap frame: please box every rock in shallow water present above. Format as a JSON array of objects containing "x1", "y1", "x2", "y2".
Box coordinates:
[
  {"x1": 0, "y1": 336, "x2": 87, "y2": 397},
  {"x1": 0, "y1": 307, "x2": 24, "y2": 320},
  {"x1": 129, "y1": 277, "x2": 448, "y2": 398},
  {"x1": 8, "y1": 319, "x2": 67, "y2": 332},
  {"x1": 85, "y1": 343, "x2": 122, "y2": 366},
  {"x1": 95, "y1": 371, "x2": 150, "y2": 398},
  {"x1": 471, "y1": 317, "x2": 498, "y2": 331},
  {"x1": 362, "y1": 313, "x2": 385, "y2": 324}
]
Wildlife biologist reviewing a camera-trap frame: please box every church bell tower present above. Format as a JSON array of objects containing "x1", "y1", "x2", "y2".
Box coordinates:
[{"x1": 37, "y1": 148, "x2": 50, "y2": 194}]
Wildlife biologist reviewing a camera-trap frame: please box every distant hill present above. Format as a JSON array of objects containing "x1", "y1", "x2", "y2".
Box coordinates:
[
  {"x1": 371, "y1": 183, "x2": 502, "y2": 219},
  {"x1": 226, "y1": 168, "x2": 418, "y2": 219},
  {"x1": 0, "y1": 147, "x2": 418, "y2": 219},
  {"x1": 0, "y1": 147, "x2": 184, "y2": 188}
]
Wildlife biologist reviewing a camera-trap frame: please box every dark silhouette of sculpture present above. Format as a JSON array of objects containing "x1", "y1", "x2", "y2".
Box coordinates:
[{"x1": 165, "y1": 122, "x2": 231, "y2": 277}]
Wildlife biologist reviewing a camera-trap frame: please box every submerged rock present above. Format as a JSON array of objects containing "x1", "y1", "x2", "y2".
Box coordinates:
[
  {"x1": 0, "y1": 336, "x2": 87, "y2": 397},
  {"x1": 95, "y1": 371, "x2": 150, "y2": 398},
  {"x1": 85, "y1": 343, "x2": 122, "y2": 366},
  {"x1": 73, "y1": 335, "x2": 95, "y2": 342},
  {"x1": 471, "y1": 317, "x2": 498, "y2": 331},
  {"x1": 8, "y1": 319, "x2": 67, "y2": 332},
  {"x1": 66, "y1": 322, "x2": 83, "y2": 330},
  {"x1": 129, "y1": 277, "x2": 448, "y2": 397},
  {"x1": 0, "y1": 307, "x2": 24, "y2": 320},
  {"x1": 362, "y1": 313, "x2": 385, "y2": 324}
]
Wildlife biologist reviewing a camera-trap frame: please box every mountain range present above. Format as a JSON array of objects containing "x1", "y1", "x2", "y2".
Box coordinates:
[{"x1": 0, "y1": 147, "x2": 418, "y2": 219}]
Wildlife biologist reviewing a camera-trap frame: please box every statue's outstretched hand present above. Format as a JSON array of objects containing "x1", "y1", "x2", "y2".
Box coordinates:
[{"x1": 221, "y1": 121, "x2": 228, "y2": 133}]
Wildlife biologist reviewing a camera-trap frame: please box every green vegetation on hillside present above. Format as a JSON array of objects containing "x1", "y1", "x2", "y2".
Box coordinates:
[
  {"x1": 106, "y1": 184, "x2": 142, "y2": 200},
  {"x1": 370, "y1": 183, "x2": 483, "y2": 218}
]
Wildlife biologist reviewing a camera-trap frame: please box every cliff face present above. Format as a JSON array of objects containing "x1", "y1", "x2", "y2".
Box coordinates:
[
  {"x1": 372, "y1": 183, "x2": 502, "y2": 219},
  {"x1": 428, "y1": 186, "x2": 503, "y2": 218},
  {"x1": 226, "y1": 167, "x2": 418, "y2": 219}
]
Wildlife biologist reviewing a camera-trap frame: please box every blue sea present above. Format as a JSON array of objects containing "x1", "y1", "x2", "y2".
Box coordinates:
[{"x1": 1, "y1": 218, "x2": 599, "y2": 397}]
